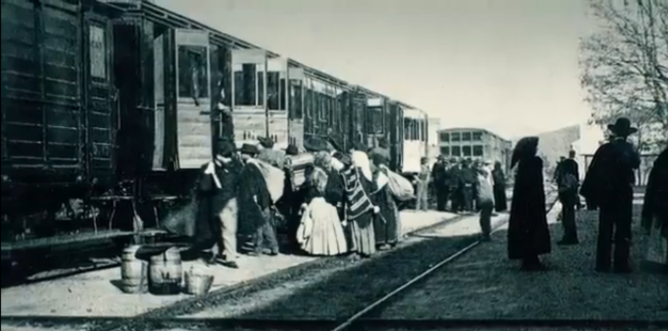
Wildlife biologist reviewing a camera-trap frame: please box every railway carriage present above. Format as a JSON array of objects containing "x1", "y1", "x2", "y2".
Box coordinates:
[
  {"x1": 1, "y1": 0, "x2": 434, "y2": 261},
  {"x1": 401, "y1": 107, "x2": 429, "y2": 174}
]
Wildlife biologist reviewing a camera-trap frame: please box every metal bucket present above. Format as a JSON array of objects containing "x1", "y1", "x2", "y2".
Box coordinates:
[{"x1": 184, "y1": 272, "x2": 214, "y2": 296}]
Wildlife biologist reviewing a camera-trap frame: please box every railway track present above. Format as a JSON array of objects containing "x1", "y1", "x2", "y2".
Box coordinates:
[{"x1": 0, "y1": 188, "x2": 580, "y2": 331}]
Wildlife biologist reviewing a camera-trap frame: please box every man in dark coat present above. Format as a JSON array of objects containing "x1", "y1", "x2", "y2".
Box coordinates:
[
  {"x1": 580, "y1": 118, "x2": 641, "y2": 273},
  {"x1": 189, "y1": 139, "x2": 242, "y2": 267},
  {"x1": 237, "y1": 143, "x2": 279, "y2": 256},
  {"x1": 459, "y1": 158, "x2": 477, "y2": 212},
  {"x1": 507, "y1": 136, "x2": 551, "y2": 271},
  {"x1": 555, "y1": 150, "x2": 580, "y2": 245},
  {"x1": 448, "y1": 159, "x2": 462, "y2": 213},
  {"x1": 431, "y1": 156, "x2": 449, "y2": 211},
  {"x1": 276, "y1": 144, "x2": 302, "y2": 252},
  {"x1": 492, "y1": 161, "x2": 508, "y2": 212}
]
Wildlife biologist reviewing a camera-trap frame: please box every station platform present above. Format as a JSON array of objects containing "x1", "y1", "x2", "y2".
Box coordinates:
[
  {"x1": 380, "y1": 193, "x2": 668, "y2": 322},
  {"x1": 0, "y1": 209, "x2": 460, "y2": 318}
]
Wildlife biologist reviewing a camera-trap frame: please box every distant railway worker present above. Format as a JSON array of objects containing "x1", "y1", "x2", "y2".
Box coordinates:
[
  {"x1": 459, "y1": 158, "x2": 477, "y2": 212},
  {"x1": 237, "y1": 143, "x2": 279, "y2": 256},
  {"x1": 431, "y1": 156, "x2": 449, "y2": 212},
  {"x1": 555, "y1": 150, "x2": 580, "y2": 246},
  {"x1": 415, "y1": 157, "x2": 431, "y2": 211},
  {"x1": 257, "y1": 137, "x2": 286, "y2": 168},
  {"x1": 507, "y1": 136, "x2": 551, "y2": 271},
  {"x1": 371, "y1": 153, "x2": 401, "y2": 250},
  {"x1": 640, "y1": 145, "x2": 668, "y2": 271},
  {"x1": 581, "y1": 118, "x2": 640, "y2": 273},
  {"x1": 476, "y1": 160, "x2": 496, "y2": 241},
  {"x1": 448, "y1": 158, "x2": 462, "y2": 212},
  {"x1": 492, "y1": 161, "x2": 508, "y2": 212}
]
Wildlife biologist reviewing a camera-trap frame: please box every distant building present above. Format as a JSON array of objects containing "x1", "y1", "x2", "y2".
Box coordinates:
[
  {"x1": 437, "y1": 128, "x2": 513, "y2": 171},
  {"x1": 427, "y1": 117, "x2": 441, "y2": 160}
]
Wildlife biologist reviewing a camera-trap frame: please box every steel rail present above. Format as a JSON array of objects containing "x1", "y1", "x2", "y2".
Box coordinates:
[{"x1": 328, "y1": 188, "x2": 560, "y2": 331}]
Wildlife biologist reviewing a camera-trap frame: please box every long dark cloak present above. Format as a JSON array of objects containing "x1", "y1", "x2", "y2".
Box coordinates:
[
  {"x1": 507, "y1": 156, "x2": 551, "y2": 260},
  {"x1": 237, "y1": 162, "x2": 272, "y2": 237},
  {"x1": 642, "y1": 148, "x2": 668, "y2": 237}
]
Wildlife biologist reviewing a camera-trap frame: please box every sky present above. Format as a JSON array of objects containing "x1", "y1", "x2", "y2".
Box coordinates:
[{"x1": 157, "y1": 0, "x2": 599, "y2": 139}]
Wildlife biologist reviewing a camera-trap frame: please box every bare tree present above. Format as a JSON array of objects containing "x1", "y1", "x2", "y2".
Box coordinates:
[{"x1": 580, "y1": 0, "x2": 668, "y2": 151}]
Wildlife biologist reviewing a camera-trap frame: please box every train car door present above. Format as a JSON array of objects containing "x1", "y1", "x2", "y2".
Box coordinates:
[
  {"x1": 170, "y1": 29, "x2": 212, "y2": 170},
  {"x1": 84, "y1": 11, "x2": 116, "y2": 181},
  {"x1": 350, "y1": 90, "x2": 367, "y2": 147},
  {"x1": 389, "y1": 102, "x2": 404, "y2": 172},
  {"x1": 287, "y1": 66, "x2": 305, "y2": 149},
  {"x1": 267, "y1": 57, "x2": 289, "y2": 149},
  {"x1": 230, "y1": 49, "x2": 268, "y2": 147}
]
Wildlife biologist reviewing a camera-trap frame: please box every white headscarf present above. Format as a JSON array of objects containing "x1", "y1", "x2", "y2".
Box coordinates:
[{"x1": 351, "y1": 151, "x2": 373, "y2": 181}]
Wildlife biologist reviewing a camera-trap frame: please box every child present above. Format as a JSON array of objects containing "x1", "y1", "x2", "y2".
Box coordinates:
[{"x1": 477, "y1": 160, "x2": 496, "y2": 241}]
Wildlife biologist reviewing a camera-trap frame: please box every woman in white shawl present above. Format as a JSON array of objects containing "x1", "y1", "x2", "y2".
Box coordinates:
[{"x1": 296, "y1": 151, "x2": 348, "y2": 256}]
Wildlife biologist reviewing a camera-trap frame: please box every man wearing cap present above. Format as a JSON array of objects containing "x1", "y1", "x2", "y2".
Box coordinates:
[
  {"x1": 555, "y1": 150, "x2": 581, "y2": 246},
  {"x1": 237, "y1": 143, "x2": 279, "y2": 256},
  {"x1": 581, "y1": 117, "x2": 641, "y2": 273},
  {"x1": 277, "y1": 143, "x2": 302, "y2": 252}
]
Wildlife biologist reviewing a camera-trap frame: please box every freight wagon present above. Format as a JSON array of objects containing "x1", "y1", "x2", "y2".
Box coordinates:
[{"x1": 1, "y1": 0, "x2": 123, "y2": 239}]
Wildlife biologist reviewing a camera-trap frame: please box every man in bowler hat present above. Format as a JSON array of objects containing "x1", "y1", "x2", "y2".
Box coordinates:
[{"x1": 581, "y1": 117, "x2": 641, "y2": 273}]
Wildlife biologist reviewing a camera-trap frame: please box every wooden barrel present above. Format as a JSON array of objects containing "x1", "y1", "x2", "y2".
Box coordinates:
[
  {"x1": 120, "y1": 245, "x2": 147, "y2": 294},
  {"x1": 148, "y1": 247, "x2": 183, "y2": 295}
]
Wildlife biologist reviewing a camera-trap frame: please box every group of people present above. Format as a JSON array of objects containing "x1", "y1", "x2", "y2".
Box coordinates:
[
  {"x1": 428, "y1": 157, "x2": 508, "y2": 215},
  {"x1": 507, "y1": 117, "x2": 667, "y2": 272},
  {"x1": 178, "y1": 135, "x2": 410, "y2": 269}
]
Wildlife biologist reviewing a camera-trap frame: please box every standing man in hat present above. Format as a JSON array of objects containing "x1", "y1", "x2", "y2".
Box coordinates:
[
  {"x1": 237, "y1": 143, "x2": 280, "y2": 256},
  {"x1": 448, "y1": 158, "x2": 462, "y2": 213},
  {"x1": 555, "y1": 150, "x2": 581, "y2": 245},
  {"x1": 431, "y1": 156, "x2": 449, "y2": 212},
  {"x1": 581, "y1": 117, "x2": 641, "y2": 273},
  {"x1": 370, "y1": 137, "x2": 391, "y2": 170}
]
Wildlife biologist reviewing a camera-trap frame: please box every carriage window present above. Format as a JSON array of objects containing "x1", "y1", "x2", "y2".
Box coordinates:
[
  {"x1": 462, "y1": 132, "x2": 472, "y2": 141},
  {"x1": 421, "y1": 120, "x2": 426, "y2": 141},
  {"x1": 234, "y1": 63, "x2": 257, "y2": 106},
  {"x1": 289, "y1": 80, "x2": 303, "y2": 119},
  {"x1": 451, "y1": 132, "x2": 461, "y2": 142},
  {"x1": 89, "y1": 25, "x2": 106, "y2": 79},
  {"x1": 404, "y1": 119, "x2": 410, "y2": 140},
  {"x1": 462, "y1": 145, "x2": 472, "y2": 156},
  {"x1": 266, "y1": 71, "x2": 286, "y2": 111},
  {"x1": 178, "y1": 46, "x2": 209, "y2": 99},
  {"x1": 472, "y1": 131, "x2": 483, "y2": 141},
  {"x1": 451, "y1": 146, "x2": 461, "y2": 156},
  {"x1": 367, "y1": 106, "x2": 383, "y2": 134},
  {"x1": 440, "y1": 146, "x2": 450, "y2": 156},
  {"x1": 440, "y1": 132, "x2": 450, "y2": 143},
  {"x1": 473, "y1": 145, "x2": 484, "y2": 156}
]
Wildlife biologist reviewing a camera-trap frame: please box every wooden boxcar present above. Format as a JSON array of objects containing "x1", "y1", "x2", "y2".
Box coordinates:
[{"x1": 1, "y1": 0, "x2": 122, "y2": 237}]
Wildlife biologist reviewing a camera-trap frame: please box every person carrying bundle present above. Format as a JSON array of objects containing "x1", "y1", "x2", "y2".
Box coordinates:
[
  {"x1": 237, "y1": 143, "x2": 279, "y2": 256},
  {"x1": 337, "y1": 143, "x2": 381, "y2": 258},
  {"x1": 371, "y1": 153, "x2": 401, "y2": 250}
]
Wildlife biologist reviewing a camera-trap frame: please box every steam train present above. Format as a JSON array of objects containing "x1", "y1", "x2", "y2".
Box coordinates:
[{"x1": 1, "y1": 0, "x2": 430, "y2": 247}]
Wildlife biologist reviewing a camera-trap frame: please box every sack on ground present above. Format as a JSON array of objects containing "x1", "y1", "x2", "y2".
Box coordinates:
[
  {"x1": 387, "y1": 170, "x2": 415, "y2": 201},
  {"x1": 248, "y1": 159, "x2": 285, "y2": 203}
]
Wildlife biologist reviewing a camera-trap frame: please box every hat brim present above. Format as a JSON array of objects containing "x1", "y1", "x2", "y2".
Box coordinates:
[{"x1": 607, "y1": 124, "x2": 638, "y2": 135}]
